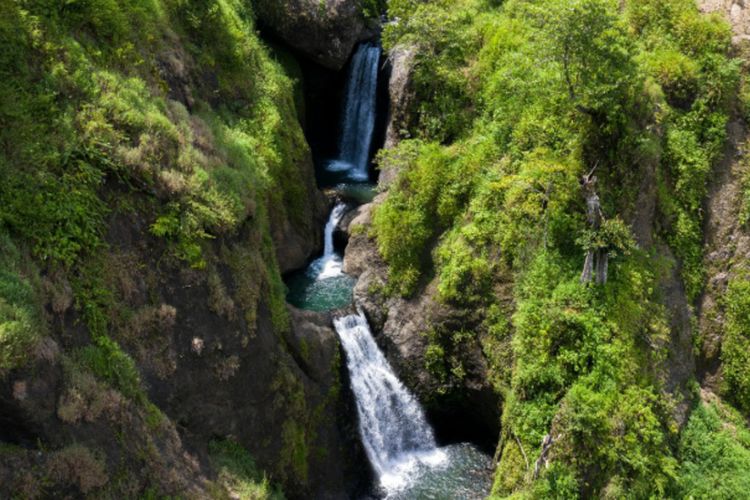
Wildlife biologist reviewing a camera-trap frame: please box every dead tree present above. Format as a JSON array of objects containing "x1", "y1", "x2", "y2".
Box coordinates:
[
  {"x1": 580, "y1": 166, "x2": 608, "y2": 285},
  {"x1": 533, "y1": 434, "x2": 555, "y2": 479}
]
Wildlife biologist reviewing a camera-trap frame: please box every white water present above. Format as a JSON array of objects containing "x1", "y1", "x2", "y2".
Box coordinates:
[
  {"x1": 333, "y1": 312, "x2": 448, "y2": 495},
  {"x1": 310, "y1": 203, "x2": 347, "y2": 280},
  {"x1": 327, "y1": 43, "x2": 381, "y2": 181}
]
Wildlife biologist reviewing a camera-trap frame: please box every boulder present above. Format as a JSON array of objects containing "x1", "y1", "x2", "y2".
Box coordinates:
[{"x1": 254, "y1": 0, "x2": 375, "y2": 70}]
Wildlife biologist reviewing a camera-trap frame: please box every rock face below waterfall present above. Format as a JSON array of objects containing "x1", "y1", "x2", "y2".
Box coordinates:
[
  {"x1": 254, "y1": 0, "x2": 375, "y2": 70},
  {"x1": 0, "y1": 208, "x2": 367, "y2": 498}
]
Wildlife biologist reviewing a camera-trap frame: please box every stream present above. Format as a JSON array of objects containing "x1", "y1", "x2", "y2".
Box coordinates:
[{"x1": 285, "y1": 42, "x2": 493, "y2": 499}]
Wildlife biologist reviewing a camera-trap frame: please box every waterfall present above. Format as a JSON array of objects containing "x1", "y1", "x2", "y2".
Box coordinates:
[
  {"x1": 312, "y1": 203, "x2": 347, "y2": 280},
  {"x1": 333, "y1": 312, "x2": 447, "y2": 494},
  {"x1": 327, "y1": 43, "x2": 381, "y2": 181}
]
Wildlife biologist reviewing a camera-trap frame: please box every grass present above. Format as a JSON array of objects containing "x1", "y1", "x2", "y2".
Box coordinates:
[{"x1": 209, "y1": 439, "x2": 284, "y2": 500}]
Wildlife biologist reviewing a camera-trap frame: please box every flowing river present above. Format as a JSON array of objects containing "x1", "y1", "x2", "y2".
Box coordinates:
[{"x1": 286, "y1": 42, "x2": 493, "y2": 499}]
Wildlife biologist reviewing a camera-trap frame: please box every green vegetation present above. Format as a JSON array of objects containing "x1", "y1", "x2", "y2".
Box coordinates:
[
  {"x1": 676, "y1": 400, "x2": 750, "y2": 498},
  {"x1": 0, "y1": 0, "x2": 303, "y2": 375},
  {"x1": 0, "y1": 229, "x2": 42, "y2": 373},
  {"x1": 361, "y1": 0, "x2": 387, "y2": 19},
  {"x1": 2, "y1": 0, "x2": 750, "y2": 496},
  {"x1": 209, "y1": 439, "x2": 283, "y2": 500},
  {"x1": 75, "y1": 336, "x2": 144, "y2": 402},
  {"x1": 0, "y1": 0, "x2": 307, "y2": 270},
  {"x1": 0, "y1": 0, "x2": 309, "y2": 494},
  {"x1": 375, "y1": 0, "x2": 750, "y2": 497},
  {"x1": 720, "y1": 272, "x2": 750, "y2": 413}
]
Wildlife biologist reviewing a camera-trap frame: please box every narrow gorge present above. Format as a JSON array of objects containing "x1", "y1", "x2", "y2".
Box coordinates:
[
  {"x1": 2, "y1": 0, "x2": 750, "y2": 499},
  {"x1": 283, "y1": 37, "x2": 495, "y2": 497}
]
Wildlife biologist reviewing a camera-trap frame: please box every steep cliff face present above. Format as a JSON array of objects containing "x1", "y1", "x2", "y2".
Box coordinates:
[
  {"x1": 700, "y1": 0, "x2": 750, "y2": 45},
  {"x1": 0, "y1": 1, "x2": 365, "y2": 497},
  {"x1": 695, "y1": 0, "x2": 750, "y2": 406},
  {"x1": 344, "y1": 203, "x2": 502, "y2": 448}
]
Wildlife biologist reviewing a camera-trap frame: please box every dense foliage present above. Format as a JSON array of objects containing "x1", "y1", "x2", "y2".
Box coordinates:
[
  {"x1": 376, "y1": 0, "x2": 749, "y2": 497},
  {"x1": 676, "y1": 400, "x2": 750, "y2": 497},
  {"x1": 0, "y1": 0, "x2": 312, "y2": 495},
  {"x1": 2, "y1": 0, "x2": 749, "y2": 496},
  {"x1": 0, "y1": 0, "x2": 305, "y2": 378}
]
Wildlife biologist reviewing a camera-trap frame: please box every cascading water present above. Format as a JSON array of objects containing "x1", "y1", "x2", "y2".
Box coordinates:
[
  {"x1": 327, "y1": 44, "x2": 381, "y2": 181},
  {"x1": 334, "y1": 312, "x2": 448, "y2": 494},
  {"x1": 288, "y1": 40, "x2": 494, "y2": 498},
  {"x1": 288, "y1": 42, "x2": 380, "y2": 310},
  {"x1": 316, "y1": 203, "x2": 347, "y2": 279},
  {"x1": 286, "y1": 202, "x2": 354, "y2": 311}
]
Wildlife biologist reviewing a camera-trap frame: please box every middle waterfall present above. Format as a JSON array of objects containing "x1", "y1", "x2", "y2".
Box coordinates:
[
  {"x1": 327, "y1": 43, "x2": 381, "y2": 181},
  {"x1": 334, "y1": 312, "x2": 447, "y2": 494},
  {"x1": 316, "y1": 202, "x2": 347, "y2": 280}
]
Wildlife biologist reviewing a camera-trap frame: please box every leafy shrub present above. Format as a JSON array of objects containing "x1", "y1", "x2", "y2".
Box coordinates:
[
  {"x1": 209, "y1": 439, "x2": 283, "y2": 499},
  {"x1": 75, "y1": 336, "x2": 144, "y2": 402},
  {"x1": 641, "y1": 49, "x2": 700, "y2": 107},
  {"x1": 677, "y1": 402, "x2": 750, "y2": 498},
  {"x1": 384, "y1": 0, "x2": 479, "y2": 142},
  {"x1": 0, "y1": 230, "x2": 42, "y2": 374},
  {"x1": 373, "y1": 140, "x2": 473, "y2": 296}
]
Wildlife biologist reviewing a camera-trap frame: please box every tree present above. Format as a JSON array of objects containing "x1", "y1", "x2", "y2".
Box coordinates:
[
  {"x1": 577, "y1": 167, "x2": 635, "y2": 284},
  {"x1": 545, "y1": 0, "x2": 638, "y2": 123}
]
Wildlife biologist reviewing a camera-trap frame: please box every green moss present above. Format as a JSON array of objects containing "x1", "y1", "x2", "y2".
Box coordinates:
[
  {"x1": 0, "y1": 0, "x2": 312, "y2": 280},
  {"x1": 271, "y1": 363, "x2": 311, "y2": 486},
  {"x1": 281, "y1": 419, "x2": 309, "y2": 485},
  {"x1": 74, "y1": 336, "x2": 144, "y2": 403}
]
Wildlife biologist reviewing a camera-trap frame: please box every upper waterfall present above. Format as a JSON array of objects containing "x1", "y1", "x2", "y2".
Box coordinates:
[{"x1": 327, "y1": 43, "x2": 381, "y2": 181}]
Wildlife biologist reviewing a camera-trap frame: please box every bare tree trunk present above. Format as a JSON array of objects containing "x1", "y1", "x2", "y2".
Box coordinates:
[
  {"x1": 533, "y1": 434, "x2": 555, "y2": 479},
  {"x1": 581, "y1": 250, "x2": 595, "y2": 283},
  {"x1": 595, "y1": 250, "x2": 608, "y2": 284},
  {"x1": 580, "y1": 167, "x2": 608, "y2": 285}
]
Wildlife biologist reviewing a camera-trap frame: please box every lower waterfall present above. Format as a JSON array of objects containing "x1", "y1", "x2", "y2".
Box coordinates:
[{"x1": 333, "y1": 312, "x2": 447, "y2": 494}]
